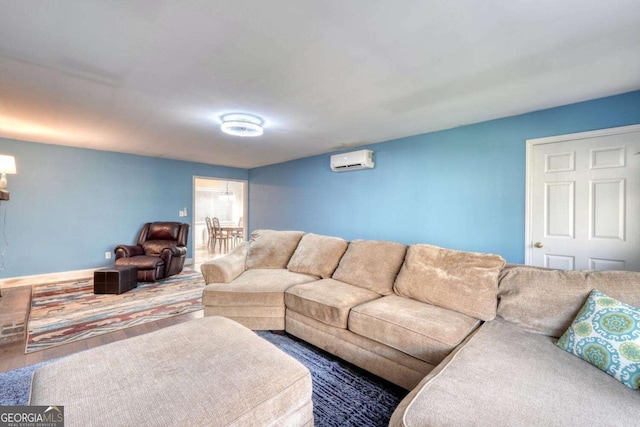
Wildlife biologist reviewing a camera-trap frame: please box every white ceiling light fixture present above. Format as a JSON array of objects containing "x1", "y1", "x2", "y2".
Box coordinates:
[{"x1": 220, "y1": 113, "x2": 264, "y2": 137}]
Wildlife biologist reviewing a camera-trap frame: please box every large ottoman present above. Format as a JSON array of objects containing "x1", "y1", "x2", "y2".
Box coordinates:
[{"x1": 30, "y1": 317, "x2": 314, "y2": 427}]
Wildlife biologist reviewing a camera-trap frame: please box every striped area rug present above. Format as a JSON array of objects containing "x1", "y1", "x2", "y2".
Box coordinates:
[{"x1": 26, "y1": 270, "x2": 204, "y2": 354}]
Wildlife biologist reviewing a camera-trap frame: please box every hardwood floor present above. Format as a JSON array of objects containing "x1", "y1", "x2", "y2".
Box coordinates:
[
  {"x1": 0, "y1": 303, "x2": 204, "y2": 374},
  {"x1": 194, "y1": 243, "x2": 232, "y2": 270}
]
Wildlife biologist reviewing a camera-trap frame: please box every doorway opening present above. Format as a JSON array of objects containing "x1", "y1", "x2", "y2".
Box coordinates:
[{"x1": 193, "y1": 177, "x2": 247, "y2": 268}]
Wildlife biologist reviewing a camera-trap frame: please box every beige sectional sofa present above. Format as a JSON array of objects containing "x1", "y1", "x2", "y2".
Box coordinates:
[
  {"x1": 202, "y1": 230, "x2": 640, "y2": 425},
  {"x1": 203, "y1": 230, "x2": 504, "y2": 390}
]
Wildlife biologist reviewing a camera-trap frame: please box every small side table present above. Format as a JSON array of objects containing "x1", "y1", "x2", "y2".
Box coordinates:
[{"x1": 94, "y1": 265, "x2": 138, "y2": 294}]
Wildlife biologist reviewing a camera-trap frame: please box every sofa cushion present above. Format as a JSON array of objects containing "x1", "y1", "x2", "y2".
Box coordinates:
[
  {"x1": 349, "y1": 295, "x2": 480, "y2": 365},
  {"x1": 245, "y1": 230, "x2": 305, "y2": 270},
  {"x1": 556, "y1": 289, "x2": 640, "y2": 389},
  {"x1": 394, "y1": 244, "x2": 506, "y2": 321},
  {"x1": 285, "y1": 279, "x2": 380, "y2": 329},
  {"x1": 332, "y1": 240, "x2": 407, "y2": 295},
  {"x1": 390, "y1": 318, "x2": 640, "y2": 427},
  {"x1": 497, "y1": 265, "x2": 640, "y2": 337},
  {"x1": 286, "y1": 309, "x2": 433, "y2": 390},
  {"x1": 287, "y1": 233, "x2": 349, "y2": 279},
  {"x1": 203, "y1": 269, "x2": 318, "y2": 307}
]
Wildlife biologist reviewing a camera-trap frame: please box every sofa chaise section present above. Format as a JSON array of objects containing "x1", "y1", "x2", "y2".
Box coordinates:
[
  {"x1": 390, "y1": 317, "x2": 640, "y2": 427},
  {"x1": 201, "y1": 231, "x2": 351, "y2": 331},
  {"x1": 203, "y1": 268, "x2": 318, "y2": 330},
  {"x1": 390, "y1": 265, "x2": 640, "y2": 426},
  {"x1": 201, "y1": 231, "x2": 320, "y2": 330}
]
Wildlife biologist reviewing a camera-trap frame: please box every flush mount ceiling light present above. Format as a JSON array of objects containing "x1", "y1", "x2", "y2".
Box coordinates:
[{"x1": 220, "y1": 113, "x2": 264, "y2": 137}]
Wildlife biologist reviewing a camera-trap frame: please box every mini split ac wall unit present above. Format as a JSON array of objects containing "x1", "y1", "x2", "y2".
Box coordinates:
[{"x1": 330, "y1": 149, "x2": 375, "y2": 172}]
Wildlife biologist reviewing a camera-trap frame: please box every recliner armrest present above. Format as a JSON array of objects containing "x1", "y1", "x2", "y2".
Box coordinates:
[
  {"x1": 161, "y1": 246, "x2": 187, "y2": 257},
  {"x1": 201, "y1": 243, "x2": 247, "y2": 284},
  {"x1": 115, "y1": 244, "x2": 144, "y2": 259}
]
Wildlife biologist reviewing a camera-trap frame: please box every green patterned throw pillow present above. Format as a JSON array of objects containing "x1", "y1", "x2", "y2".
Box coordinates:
[{"x1": 556, "y1": 289, "x2": 640, "y2": 389}]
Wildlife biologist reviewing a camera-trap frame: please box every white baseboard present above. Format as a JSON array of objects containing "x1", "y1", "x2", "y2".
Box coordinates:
[
  {"x1": 0, "y1": 268, "x2": 95, "y2": 290},
  {"x1": 0, "y1": 258, "x2": 196, "y2": 290}
]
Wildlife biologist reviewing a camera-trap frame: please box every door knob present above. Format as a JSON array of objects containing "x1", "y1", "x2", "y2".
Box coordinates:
[{"x1": 534, "y1": 242, "x2": 544, "y2": 248}]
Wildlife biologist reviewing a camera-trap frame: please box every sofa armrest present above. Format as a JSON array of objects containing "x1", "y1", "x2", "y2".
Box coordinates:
[
  {"x1": 389, "y1": 324, "x2": 484, "y2": 427},
  {"x1": 115, "y1": 244, "x2": 144, "y2": 259},
  {"x1": 201, "y1": 243, "x2": 247, "y2": 284}
]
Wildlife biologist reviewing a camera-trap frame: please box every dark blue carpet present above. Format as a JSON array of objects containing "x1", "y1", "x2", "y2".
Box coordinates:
[
  {"x1": 1, "y1": 333, "x2": 406, "y2": 426},
  {"x1": 0, "y1": 360, "x2": 52, "y2": 405},
  {"x1": 257, "y1": 332, "x2": 407, "y2": 426}
]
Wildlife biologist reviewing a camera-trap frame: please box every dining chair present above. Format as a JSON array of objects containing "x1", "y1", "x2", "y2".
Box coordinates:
[
  {"x1": 212, "y1": 217, "x2": 231, "y2": 252},
  {"x1": 205, "y1": 217, "x2": 215, "y2": 249},
  {"x1": 232, "y1": 217, "x2": 244, "y2": 246}
]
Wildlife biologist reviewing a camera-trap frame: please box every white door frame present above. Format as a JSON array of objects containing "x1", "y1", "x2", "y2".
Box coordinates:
[
  {"x1": 192, "y1": 176, "x2": 249, "y2": 265},
  {"x1": 525, "y1": 123, "x2": 640, "y2": 266}
]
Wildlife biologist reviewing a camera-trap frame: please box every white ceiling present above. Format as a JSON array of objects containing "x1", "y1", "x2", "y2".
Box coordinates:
[{"x1": 0, "y1": 1, "x2": 639, "y2": 169}]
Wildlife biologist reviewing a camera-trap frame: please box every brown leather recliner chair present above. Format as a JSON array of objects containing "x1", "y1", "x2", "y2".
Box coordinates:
[{"x1": 114, "y1": 222, "x2": 189, "y2": 282}]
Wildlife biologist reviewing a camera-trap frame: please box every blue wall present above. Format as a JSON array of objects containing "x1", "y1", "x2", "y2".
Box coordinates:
[
  {"x1": 249, "y1": 90, "x2": 640, "y2": 263},
  {"x1": 0, "y1": 139, "x2": 247, "y2": 278},
  {"x1": 2, "y1": 91, "x2": 639, "y2": 278}
]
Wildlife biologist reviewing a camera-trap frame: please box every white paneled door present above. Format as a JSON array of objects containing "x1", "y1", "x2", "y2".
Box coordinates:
[{"x1": 526, "y1": 125, "x2": 640, "y2": 271}]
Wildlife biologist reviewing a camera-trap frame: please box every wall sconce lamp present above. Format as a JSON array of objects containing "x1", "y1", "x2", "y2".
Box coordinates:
[{"x1": 0, "y1": 155, "x2": 17, "y2": 201}]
